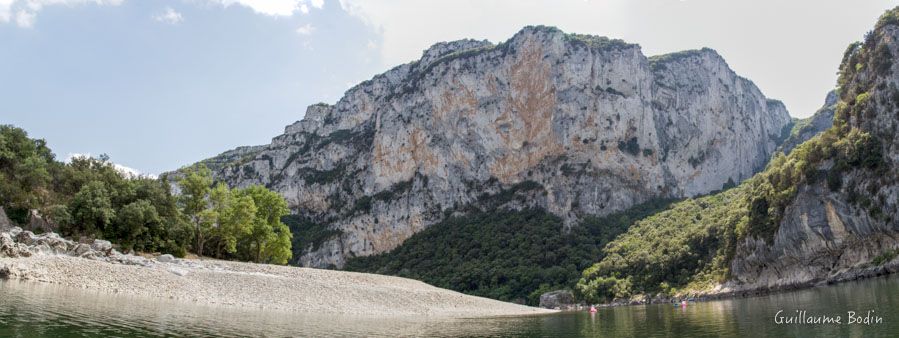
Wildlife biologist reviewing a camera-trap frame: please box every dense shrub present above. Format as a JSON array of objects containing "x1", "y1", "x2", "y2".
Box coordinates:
[{"x1": 345, "y1": 199, "x2": 674, "y2": 305}]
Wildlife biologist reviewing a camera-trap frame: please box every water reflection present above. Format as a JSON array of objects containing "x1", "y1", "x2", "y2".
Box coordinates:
[
  {"x1": 0, "y1": 280, "x2": 526, "y2": 337},
  {"x1": 2, "y1": 275, "x2": 899, "y2": 337}
]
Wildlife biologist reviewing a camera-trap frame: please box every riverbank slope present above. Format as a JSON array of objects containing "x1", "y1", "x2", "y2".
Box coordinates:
[{"x1": 0, "y1": 228, "x2": 552, "y2": 317}]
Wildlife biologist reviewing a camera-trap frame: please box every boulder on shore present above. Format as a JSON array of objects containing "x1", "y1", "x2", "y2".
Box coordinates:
[
  {"x1": 1, "y1": 230, "x2": 33, "y2": 258},
  {"x1": 71, "y1": 243, "x2": 92, "y2": 256},
  {"x1": 27, "y1": 210, "x2": 56, "y2": 234},
  {"x1": 91, "y1": 239, "x2": 113, "y2": 253},
  {"x1": 0, "y1": 226, "x2": 154, "y2": 267},
  {"x1": 539, "y1": 290, "x2": 576, "y2": 309}
]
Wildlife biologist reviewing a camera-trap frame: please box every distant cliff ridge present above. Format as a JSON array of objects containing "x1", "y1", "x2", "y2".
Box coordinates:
[
  {"x1": 187, "y1": 26, "x2": 791, "y2": 268},
  {"x1": 778, "y1": 90, "x2": 837, "y2": 155}
]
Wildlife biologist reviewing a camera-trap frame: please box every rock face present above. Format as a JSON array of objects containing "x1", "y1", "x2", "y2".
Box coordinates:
[
  {"x1": 539, "y1": 290, "x2": 576, "y2": 309},
  {"x1": 192, "y1": 26, "x2": 791, "y2": 268},
  {"x1": 730, "y1": 18, "x2": 899, "y2": 291},
  {"x1": 0, "y1": 207, "x2": 11, "y2": 232},
  {"x1": 729, "y1": 183, "x2": 899, "y2": 290}
]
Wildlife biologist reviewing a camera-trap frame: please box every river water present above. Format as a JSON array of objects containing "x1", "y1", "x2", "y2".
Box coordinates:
[{"x1": 1, "y1": 275, "x2": 898, "y2": 337}]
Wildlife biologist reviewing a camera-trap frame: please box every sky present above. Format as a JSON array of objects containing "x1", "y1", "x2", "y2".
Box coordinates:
[{"x1": 2, "y1": 0, "x2": 897, "y2": 175}]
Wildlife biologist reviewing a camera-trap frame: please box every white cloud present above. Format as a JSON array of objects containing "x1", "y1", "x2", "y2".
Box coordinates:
[
  {"x1": 212, "y1": 0, "x2": 320, "y2": 16},
  {"x1": 0, "y1": 0, "x2": 323, "y2": 27},
  {"x1": 153, "y1": 6, "x2": 183, "y2": 25},
  {"x1": 0, "y1": 0, "x2": 122, "y2": 27},
  {"x1": 295, "y1": 23, "x2": 314, "y2": 35},
  {"x1": 14, "y1": 9, "x2": 33, "y2": 27},
  {"x1": 66, "y1": 153, "x2": 157, "y2": 179},
  {"x1": 0, "y1": 0, "x2": 13, "y2": 23}
]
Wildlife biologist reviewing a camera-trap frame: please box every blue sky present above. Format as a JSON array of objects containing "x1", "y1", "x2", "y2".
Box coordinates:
[{"x1": 2, "y1": 0, "x2": 897, "y2": 175}]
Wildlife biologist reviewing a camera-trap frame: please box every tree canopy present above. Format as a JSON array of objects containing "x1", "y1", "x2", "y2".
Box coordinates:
[{"x1": 0, "y1": 124, "x2": 291, "y2": 263}]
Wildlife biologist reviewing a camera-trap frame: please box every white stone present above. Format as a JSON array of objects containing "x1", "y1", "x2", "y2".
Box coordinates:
[{"x1": 168, "y1": 267, "x2": 189, "y2": 276}]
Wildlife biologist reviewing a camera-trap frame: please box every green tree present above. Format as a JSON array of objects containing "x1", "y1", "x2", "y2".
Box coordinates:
[
  {"x1": 69, "y1": 181, "x2": 116, "y2": 236},
  {"x1": 115, "y1": 199, "x2": 161, "y2": 251},
  {"x1": 237, "y1": 185, "x2": 291, "y2": 264},
  {"x1": 43, "y1": 204, "x2": 72, "y2": 228},
  {"x1": 0, "y1": 125, "x2": 55, "y2": 216},
  {"x1": 0, "y1": 124, "x2": 290, "y2": 262},
  {"x1": 208, "y1": 183, "x2": 255, "y2": 258},
  {"x1": 261, "y1": 224, "x2": 292, "y2": 265},
  {"x1": 178, "y1": 164, "x2": 213, "y2": 255},
  {"x1": 132, "y1": 176, "x2": 192, "y2": 256}
]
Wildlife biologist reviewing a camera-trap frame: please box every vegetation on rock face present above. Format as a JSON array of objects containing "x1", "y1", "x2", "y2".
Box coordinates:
[
  {"x1": 577, "y1": 187, "x2": 747, "y2": 302},
  {"x1": 578, "y1": 122, "x2": 890, "y2": 302},
  {"x1": 648, "y1": 48, "x2": 715, "y2": 72},
  {"x1": 562, "y1": 32, "x2": 633, "y2": 51},
  {"x1": 0, "y1": 125, "x2": 291, "y2": 263},
  {"x1": 872, "y1": 249, "x2": 899, "y2": 266},
  {"x1": 282, "y1": 214, "x2": 342, "y2": 265},
  {"x1": 344, "y1": 199, "x2": 674, "y2": 305},
  {"x1": 617, "y1": 137, "x2": 641, "y2": 156},
  {"x1": 576, "y1": 7, "x2": 899, "y2": 303}
]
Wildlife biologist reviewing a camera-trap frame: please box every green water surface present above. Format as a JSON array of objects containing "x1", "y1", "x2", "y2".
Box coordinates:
[{"x1": 1, "y1": 274, "x2": 897, "y2": 337}]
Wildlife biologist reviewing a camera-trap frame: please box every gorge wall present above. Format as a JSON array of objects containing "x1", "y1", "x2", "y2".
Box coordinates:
[
  {"x1": 729, "y1": 16, "x2": 899, "y2": 292},
  {"x1": 191, "y1": 26, "x2": 792, "y2": 268}
]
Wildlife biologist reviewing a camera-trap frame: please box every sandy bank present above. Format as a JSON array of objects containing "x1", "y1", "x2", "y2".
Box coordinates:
[{"x1": 0, "y1": 229, "x2": 552, "y2": 318}]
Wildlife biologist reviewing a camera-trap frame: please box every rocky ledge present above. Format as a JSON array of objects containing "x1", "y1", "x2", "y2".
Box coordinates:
[{"x1": 0, "y1": 227, "x2": 159, "y2": 273}]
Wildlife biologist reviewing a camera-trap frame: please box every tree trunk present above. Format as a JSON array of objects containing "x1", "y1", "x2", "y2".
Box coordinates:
[
  {"x1": 194, "y1": 217, "x2": 204, "y2": 257},
  {"x1": 197, "y1": 234, "x2": 204, "y2": 257},
  {"x1": 255, "y1": 240, "x2": 262, "y2": 263}
]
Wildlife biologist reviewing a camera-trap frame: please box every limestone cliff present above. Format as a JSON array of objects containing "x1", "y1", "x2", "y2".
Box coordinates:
[
  {"x1": 191, "y1": 26, "x2": 791, "y2": 268},
  {"x1": 729, "y1": 14, "x2": 899, "y2": 291}
]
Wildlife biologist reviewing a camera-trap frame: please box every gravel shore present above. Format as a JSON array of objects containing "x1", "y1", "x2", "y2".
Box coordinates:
[{"x1": 0, "y1": 229, "x2": 552, "y2": 318}]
